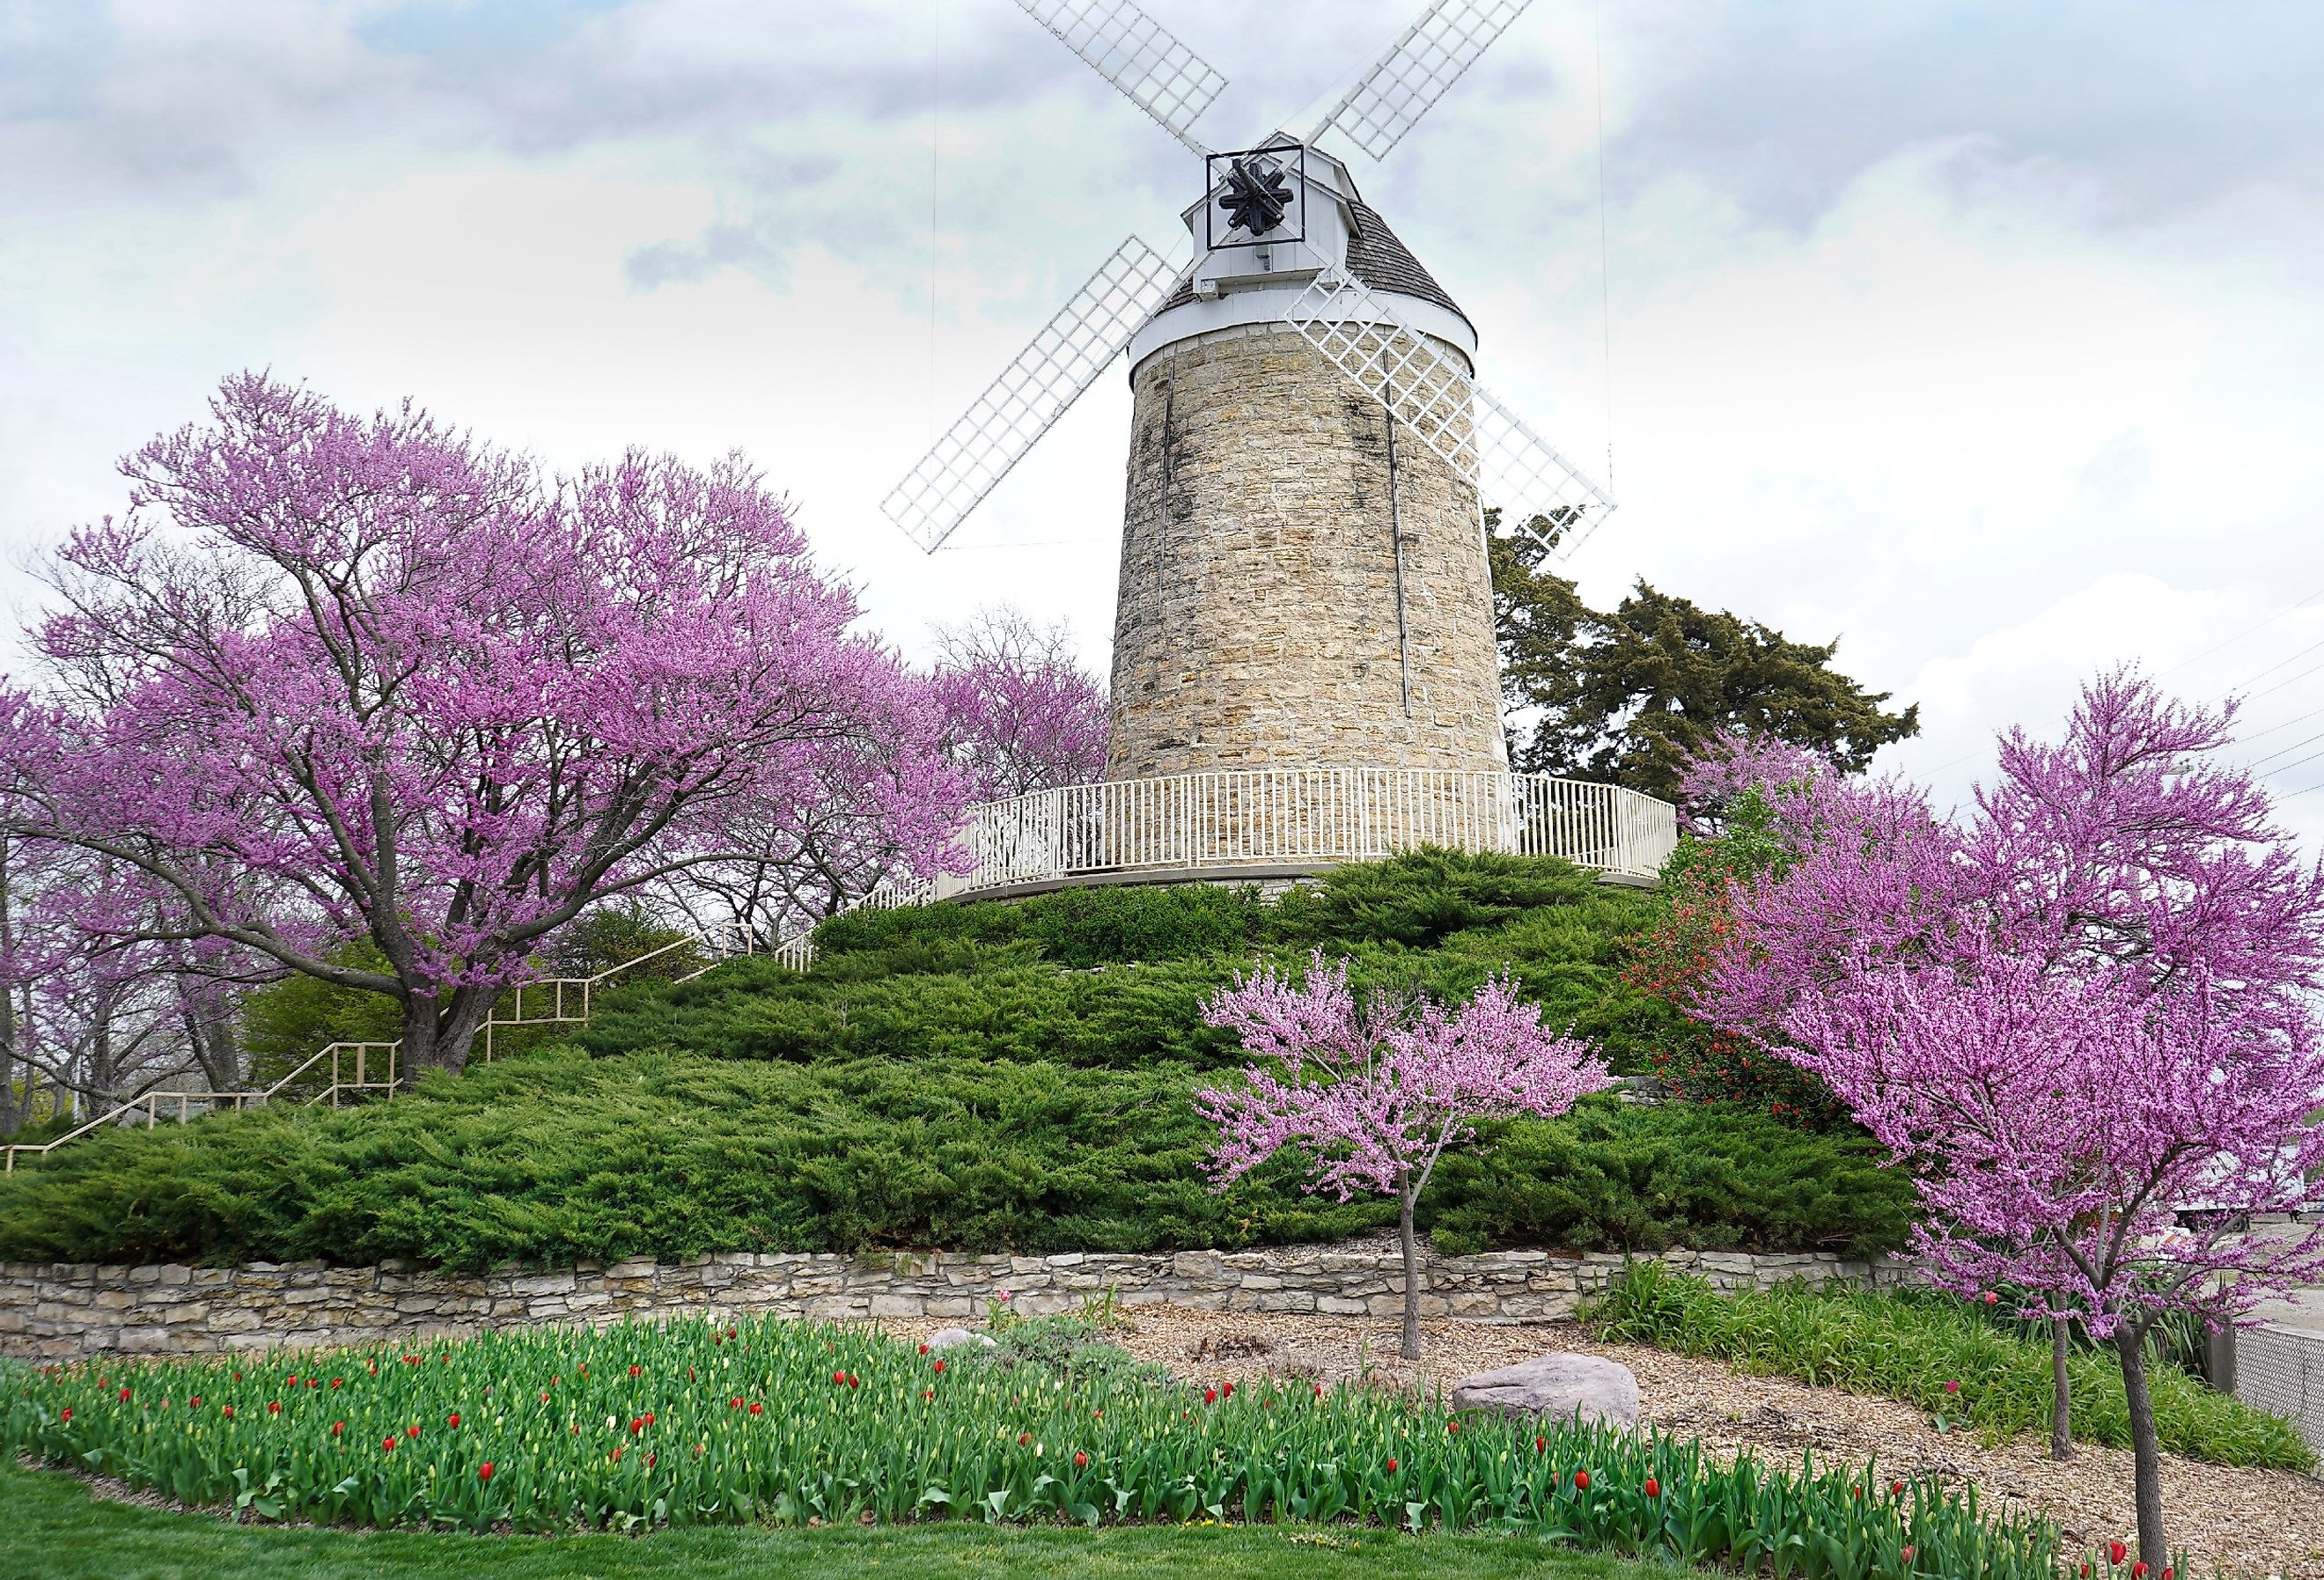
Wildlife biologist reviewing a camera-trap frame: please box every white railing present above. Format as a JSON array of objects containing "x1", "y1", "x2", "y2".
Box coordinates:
[
  {"x1": 948, "y1": 768, "x2": 1674, "y2": 892},
  {"x1": 768, "y1": 768, "x2": 1677, "y2": 970},
  {"x1": 1, "y1": 925, "x2": 763, "y2": 1174}
]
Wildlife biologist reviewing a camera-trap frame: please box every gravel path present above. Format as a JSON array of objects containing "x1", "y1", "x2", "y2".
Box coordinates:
[{"x1": 901, "y1": 1305, "x2": 2324, "y2": 1580}]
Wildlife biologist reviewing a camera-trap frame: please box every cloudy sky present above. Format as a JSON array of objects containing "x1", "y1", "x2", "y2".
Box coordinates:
[{"x1": 4, "y1": 1, "x2": 2321, "y2": 832}]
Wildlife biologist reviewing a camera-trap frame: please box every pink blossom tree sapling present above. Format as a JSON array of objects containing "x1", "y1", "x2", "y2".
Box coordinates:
[{"x1": 1196, "y1": 951, "x2": 1613, "y2": 1360}]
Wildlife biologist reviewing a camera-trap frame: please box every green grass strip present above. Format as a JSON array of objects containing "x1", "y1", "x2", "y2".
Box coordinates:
[
  {"x1": 0, "y1": 1464, "x2": 1681, "y2": 1580},
  {"x1": 1590, "y1": 1262, "x2": 2314, "y2": 1470}
]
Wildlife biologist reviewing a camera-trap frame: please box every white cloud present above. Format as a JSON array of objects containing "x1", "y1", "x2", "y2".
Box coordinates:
[{"x1": 3, "y1": 0, "x2": 2320, "y2": 843}]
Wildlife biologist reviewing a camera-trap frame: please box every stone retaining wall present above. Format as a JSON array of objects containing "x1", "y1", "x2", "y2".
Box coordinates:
[{"x1": 0, "y1": 1241, "x2": 1916, "y2": 1361}]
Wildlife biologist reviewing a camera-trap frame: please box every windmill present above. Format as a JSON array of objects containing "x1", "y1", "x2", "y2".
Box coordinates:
[{"x1": 884, "y1": 0, "x2": 1614, "y2": 783}]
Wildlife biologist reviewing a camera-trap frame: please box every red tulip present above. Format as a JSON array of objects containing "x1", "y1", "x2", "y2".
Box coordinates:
[
  {"x1": 331, "y1": 1378, "x2": 342, "y2": 1389},
  {"x1": 630, "y1": 1417, "x2": 644, "y2": 1435},
  {"x1": 1890, "y1": 1481, "x2": 1905, "y2": 1496},
  {"x1": 479, "y1": 1462, "x2": 495, "y2": 1481},
  {"x1": 222, "y1": 1406, "x2": 234, "y2": 1419},
  {"x1": 1534, "y1": 1436, "x2": 1546, "y2": 1453},
  {"x1": 332, "y1": 1422, "x2": 344, "y2": 1436},
  {"x1": 2132, "y1": 1566, "x2": 2147, "y2": 1579},
  {"x1": 286, "y1": 1375, "x2": 299, "y2": 1387},
  {"x1": 1223, "y1": 1381, "x2": 1235, "y2": 1397},
  {"x1": 629, "y1": 1365, "x2": 642, "y2": 1378},
  {"x1": 1901, "y1": 1547, "x2": 1916, "y2": 1563},
  {"x1": 118, "y1": 1387, "x2": 129, "y2": 1401},
  {"x1": 749, "y1": 1402, "x2": 763, "y2": 1415},
  {"x1": 1386, "y1": 1459, "x2": 1399, "y2": 1473},
  {"x1": 1644, "y1": 1477, "x2": 1660, "y2": 1497},
  {"x1": 1074, "y1": 1451, "x2": 1089, "y2": 1468},
  {"x1": 932, "y1": 1360, "x2": 945, "y2": 1374},
  {"x1": 1204, "y1": 1388, "x2": 1217, "y2": 1404},
  {"x1": 406, "y1": 1423, "x2": 420, "y2": 1438},
  {"x1": 731, "y1": 1397, "x2": 743, "y2": 1409},
  {"x1": 268, "y1": 1401, "x2": 281, "y2": 1415},
  {"x1": 833, "y1": 1371, "x2": 847, "y2": 1386},
  {"x1": 60, "y1": 1408, "x2": 70, "y2": 1423},
  {"x1": 922, "y1": 1389, "x2": 934, "y2": 1400},
  {"x1": 644, "y1": 1412, "x2": 655, "y2": 1426},
  {"x1": 1446, "y1": 1420, "x2": 1460, "y2": 1434},
  {"x1": 919, "y1": 1343, "x2": 930, "y2": 1355},
  {"x1": 847, "y1": 1373, "x2": 859, "y2": 1390},
  {"x1": 447, "y1": 1413, "x2": 460, "y2": 1429},
  {"x1": 2111, "y1": 1542, "x2": 2127, "y2": 1566},
  {"x1": 382, "y1": 1437, "x2": 396, "y2": 1451},
  {"x1": 1573, "y1": 1471, "x2": 1590, "y2": 1490}
]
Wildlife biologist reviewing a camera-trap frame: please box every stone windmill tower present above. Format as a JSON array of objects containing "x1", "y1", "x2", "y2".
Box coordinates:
[{"x1": 885, "y1": 0, "x2": 1614, "y2": 790}]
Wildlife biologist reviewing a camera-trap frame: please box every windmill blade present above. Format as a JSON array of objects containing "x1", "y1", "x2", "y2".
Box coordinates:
[
  {"x1": 1311, "y1": 0, "x2": 1534, "y2": 161},
  {"x1": 1277, "y1": 260, "x2": 1614, "y2": 558},
  {"x1": 1012, "y1": 0, "x2": 1227, "y2": 156},
  {"x1": 883, "y1": 236, "x2": 1186, "y2": 555},
  {"x1": 1472, "y1": 385, "x2": 1617, "y2": 560}
]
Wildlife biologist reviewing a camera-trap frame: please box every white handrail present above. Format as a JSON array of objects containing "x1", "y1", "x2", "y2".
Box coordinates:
[{"x1": 766, "y1": 768, "x2": 1677, "y2": 970}]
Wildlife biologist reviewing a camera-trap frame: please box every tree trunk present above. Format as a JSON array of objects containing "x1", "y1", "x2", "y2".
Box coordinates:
[
  {"x1": 396, "y1": 988, "x2": 493, "y2": 1090},
  {"x1": 2114, "y1": 1325, "x2": 2168, "y2": 1570},
  {"x1": 1397, "y1": 1181, "x2": 1423, "y2": 1362},
  {"x1": 2051, "y1": 1316, "x2": 2074, "y2": 1459}
]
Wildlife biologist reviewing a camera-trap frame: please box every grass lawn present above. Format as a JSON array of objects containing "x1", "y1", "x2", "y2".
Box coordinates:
[{"x1": 3, "y1": 1466, "x2": 1681, "y2": 1580}]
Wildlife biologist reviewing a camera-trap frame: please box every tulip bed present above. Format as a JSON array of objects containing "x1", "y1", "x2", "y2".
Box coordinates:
[{"x1": 3, "y1": 1315, "x2": 2059, "y2": 1578}]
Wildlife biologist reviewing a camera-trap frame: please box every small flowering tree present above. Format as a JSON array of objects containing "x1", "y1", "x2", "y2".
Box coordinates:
[
  {"x1": 1196, "y1": 952, "x2": 1614, "y2": 1360},
  {"x1": 930, "y1": 606, "x2": 1108, "y2": 801},
  {"x1": 1698, "y1": 675, "x2": 2324, "y2": 1569},
  {"x1": 1782, "y1": 947, "x2": 2324, "y2": 1571}
]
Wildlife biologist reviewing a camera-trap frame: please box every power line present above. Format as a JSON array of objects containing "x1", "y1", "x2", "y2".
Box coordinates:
[
  {"x1": 1592, "y1": 0, "x2": 1614, "y2": 496},
  {"x1": 2236, "y1": 655, "x2": 2324, "y2": 709},
  {"x1": 2247, "y1": 724, "x2": 2324, "y2": 771},
  {"x1": 2161, "y1": 582, "x2": 2324, "y2": 680},
  {"x1": 2211, "y1": 633, "x2": 2324, "y2": 703}
]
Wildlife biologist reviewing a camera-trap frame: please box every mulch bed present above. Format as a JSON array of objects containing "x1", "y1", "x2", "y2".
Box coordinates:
[{"x1": 902, "y1": 1305, "x2": 2324, "y2": 1580}]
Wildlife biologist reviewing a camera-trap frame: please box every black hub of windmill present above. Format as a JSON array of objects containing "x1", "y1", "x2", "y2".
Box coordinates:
[{"x1": 1217, "y1": 157, "x2": 1292, "y2": 237}]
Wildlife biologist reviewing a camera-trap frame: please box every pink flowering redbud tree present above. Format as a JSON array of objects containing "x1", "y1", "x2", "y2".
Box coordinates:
[
  {"x1": 1196, "y1": 951, "x2": 1614, "y2": 1360},
  {"x1": 1781, "y1": 946, "x2": 2324, "y2": 1570},
  {"x1": 1699, "y1": 674, "x2": 2324, "y2": 1567},
  {"x1": 0, "y1": 375, "x2": 967, "y2": 1084},
  {"x1": 930, "y1": 606, "x2": 1108, "y2": 801}
]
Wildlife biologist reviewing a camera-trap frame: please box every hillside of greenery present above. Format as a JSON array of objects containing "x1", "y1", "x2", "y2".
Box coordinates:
[{"x1": 0, "y1": 853, "x2": 1915, "y2": 1270}]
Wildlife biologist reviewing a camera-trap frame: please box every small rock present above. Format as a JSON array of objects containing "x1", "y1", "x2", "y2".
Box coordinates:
[
  {"x1": 1449, "y1": 1353, "x2": 1639, "y2": 1429},
  {"x1": 925, "y1": 1326, "x2": 996, "y2": 1350}
]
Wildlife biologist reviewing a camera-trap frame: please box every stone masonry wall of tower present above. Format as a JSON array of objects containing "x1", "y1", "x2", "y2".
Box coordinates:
[{"x1": 1106, "y1": 322, "x2": 1510, "y2": 781}]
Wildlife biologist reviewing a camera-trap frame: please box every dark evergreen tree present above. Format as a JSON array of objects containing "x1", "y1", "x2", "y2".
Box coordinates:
[{"x1": 1489, "y1": 513, "x2": 1919, "y2": 802}]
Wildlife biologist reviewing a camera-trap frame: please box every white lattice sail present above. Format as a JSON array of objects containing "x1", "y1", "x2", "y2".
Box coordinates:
[
  {"x1": 1012, "y1": 0, "x2": 1228, "y2": 155},
  {"x1": 882, "y1": 236, "x2": 1186, "y2": 554},
  {"x1": 1313, "y1": 0, "x2": 1535, "y2": 161},
  {"x1": 1278, "y1": 260, "x2": 1614, "y2": 558},
  {"x1": 1473, "y1": 385, "x2": 1617, "y2": 559}
]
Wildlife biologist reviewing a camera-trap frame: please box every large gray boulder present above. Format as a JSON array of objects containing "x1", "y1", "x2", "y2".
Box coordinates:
[
  {"x1": 924, "y1": 1326, "x2": 996, "y2": 1351},
  {"x1": 1449, "y1": 1354, "x2": 1639, "y2": 1429}
]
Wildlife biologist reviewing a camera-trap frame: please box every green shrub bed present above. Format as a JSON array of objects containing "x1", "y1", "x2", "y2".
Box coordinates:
[
  {"x1": 1591, "y1": 1264, "x2": 2313, "y2": 1471},
  {"x1": 0, "y1": 855, "x2": 1913, "y2": 1269},
  {"x1": 0, "y1": 1054, "x2": 1909, "y2": 1270},
  {"x1": 2, "y1": 1316, "x2": 2060, "y2": 1577}
]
